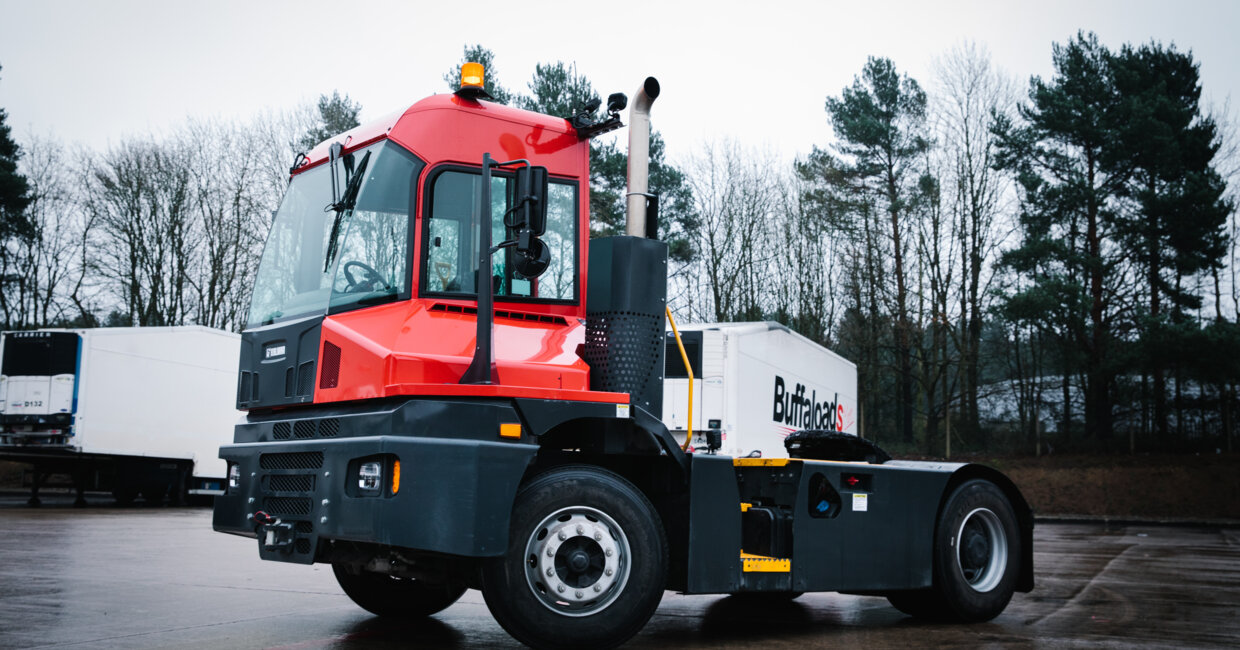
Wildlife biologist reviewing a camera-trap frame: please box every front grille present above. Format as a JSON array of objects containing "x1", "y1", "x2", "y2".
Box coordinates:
[
  {"x1": 260, "y1": 451, "x2": 323, "y2": 470},
  {"x1": 265, "y1": 475, "x2": 315, "y2": 492},
  {"x1": 295, "y1": 521, "x2": 314, "y2": 533},
  {"x1": 263, "y1": 496, "x2": 312, "y2": 516},
  {"x1": 296, "y1": 361, "x2": 315, "y2": 396},
  {"x1": 320, "y1": 342, "x2": 341, "y2": 389},
  {"x1": 293, "y1": 421, "x2": 315, "y2": 439},
  {"x1": 319, "y1": 418, "x2": 339, "y2": 437},
  {"x1": 238, "y1": 372, "x2": 253, "y2": 404},
  {"x1": 295, "y1": 539, "x2": 312, "y2": 554},
  {"x1": 272, "y1": 422, "x2": 291, "y2": 440}
]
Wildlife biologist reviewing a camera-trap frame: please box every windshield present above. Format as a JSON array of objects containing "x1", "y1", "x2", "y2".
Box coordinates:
[{"x1": 247, "y1": 141, "x2": 424, "y2": 328}]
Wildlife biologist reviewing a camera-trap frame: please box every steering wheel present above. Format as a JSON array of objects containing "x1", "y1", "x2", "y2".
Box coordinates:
[{"x1": 342, "y1": 260, "x2": 388, "y2": 292}]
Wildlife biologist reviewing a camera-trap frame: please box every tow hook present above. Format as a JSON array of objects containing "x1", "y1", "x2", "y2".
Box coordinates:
[{"x1": 254, "y1": 510, "x2": 295, "y2": 552}]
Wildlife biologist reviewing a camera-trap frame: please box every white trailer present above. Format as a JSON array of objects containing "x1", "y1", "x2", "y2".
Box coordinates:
[
  {"x1": 0, "y1": 326, "x2": 241, "y2": 505},
  {"x1": 662, "y1": 321, "x2": 858, "y2": 458}
]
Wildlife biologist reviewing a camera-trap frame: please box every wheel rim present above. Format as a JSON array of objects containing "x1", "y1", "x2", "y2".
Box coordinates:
[
  {"x1": 955, "y1": 507, "x2": 1008, "y2": 593},
  {"x1": 523, "y1": 506, "x2": 631, "y2": 617}
]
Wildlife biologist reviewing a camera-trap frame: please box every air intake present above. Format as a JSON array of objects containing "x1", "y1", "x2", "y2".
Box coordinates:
[{"x1": 320, "y1": 342, "x2": 341, "y2": 389}]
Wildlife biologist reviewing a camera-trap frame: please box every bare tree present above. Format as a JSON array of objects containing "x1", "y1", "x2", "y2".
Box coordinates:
[
  {"x1": 181, "y1": 119, "x2": 271, "y2": 331},
  {"x1": 83, "y1": 137, "x2": 195, "y2": 326},
  {"x1": 4, "y1": 134, "x2": 91, "y2": 327},
  {"x1": 685, "y1": 140, "x2": 782, "y2": 322},
  {"x1": 933, "y1": 41, "x2": 1017, "y2": 445}
]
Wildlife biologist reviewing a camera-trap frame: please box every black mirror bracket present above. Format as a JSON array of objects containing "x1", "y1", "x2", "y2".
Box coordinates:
[{"x1": 569, "y1": 93, "x2": 628, "y2": 140}]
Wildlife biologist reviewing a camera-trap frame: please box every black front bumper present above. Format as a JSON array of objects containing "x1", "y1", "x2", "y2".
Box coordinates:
[{"x1": 213, "y1": 397, "x2": 540, "y2": 565}]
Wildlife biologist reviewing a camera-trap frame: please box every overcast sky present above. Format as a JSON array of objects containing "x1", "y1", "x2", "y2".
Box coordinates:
[{"x1": 1, "y1": 0, "x2": 1238, "y2": 165}]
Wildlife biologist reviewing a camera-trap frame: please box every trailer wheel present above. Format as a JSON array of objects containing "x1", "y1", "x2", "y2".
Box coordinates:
[
  {"x1": 919, "y1": 479, "x2": 1020, "y2": 622},
  {"x1": 481, "y1": 465, "x2": 667, "y2": 650},
  {"x1": 331, "y1": 563, "x2": 466, "y2": 617},
  {"x1": 112, "y1": 486, "x2": 138, "y2": 506}
]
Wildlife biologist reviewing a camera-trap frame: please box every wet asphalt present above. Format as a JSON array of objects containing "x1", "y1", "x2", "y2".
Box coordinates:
[{"x1": 0, "y1": 493, "x2": 1237, "y2": 649}]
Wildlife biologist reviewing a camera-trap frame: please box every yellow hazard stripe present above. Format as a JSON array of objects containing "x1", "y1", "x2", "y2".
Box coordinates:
[
  {"x1": 740, "y1": 551, "x2": 791, "y2": 573},
  {"x1": 732, "y1": 458, "x2": 795, "y2": 467}
]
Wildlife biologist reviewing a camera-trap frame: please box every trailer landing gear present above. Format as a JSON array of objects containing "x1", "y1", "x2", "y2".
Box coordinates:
[{"x1": 482, "y1": 465, "x2": 667, "y2": 650}]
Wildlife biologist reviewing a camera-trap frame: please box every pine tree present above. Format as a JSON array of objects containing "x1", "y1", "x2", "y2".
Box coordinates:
[
  {"x1": 994, "y1": 32, "x2": 1129, "y2": 440},
  {"x1": 1110, "y1": 41, "x2": 1232, "y2": 437},
  {"x1": 815, "y1": 56, "x2": 929, "y2": 444},
  {"x1": 443, "y1": 44, "x2": 513, "y2": 105},
  {"x1": 0, "y1": 63, "x2": 35, "y2": 328},
  {"x1": 297, "y1": 91, "x2": 362, "y2": 151},
  {"x1": 516, "y1": 61, "x2": 696, "y2": 260}
]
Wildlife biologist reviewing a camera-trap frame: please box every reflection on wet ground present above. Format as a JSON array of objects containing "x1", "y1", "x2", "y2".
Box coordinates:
[{"x1": 1, "y1": 497, "x2": 1236, "y2": 648}]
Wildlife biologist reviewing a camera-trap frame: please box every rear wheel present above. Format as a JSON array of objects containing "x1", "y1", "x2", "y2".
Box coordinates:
[
  {"x1": 482, "y1": 465, "x2": 667, "y2": 650},
  {"x1": 890, "y1": 479, "x2": 1020, "y2": 622},
  {"x1": 332, "y1": 563, "x2": 466, "y2": 618},
  {"x1": 886, "y1": 588, "x2": 949, "y2": 619}
]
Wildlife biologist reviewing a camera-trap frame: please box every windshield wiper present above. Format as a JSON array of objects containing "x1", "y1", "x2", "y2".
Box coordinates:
[{"x1": 323, "y1": 150, "x2": 372, "y2": 272}]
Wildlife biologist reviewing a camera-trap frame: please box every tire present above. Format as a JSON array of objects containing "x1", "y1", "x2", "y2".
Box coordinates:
[
  {"x1": 112, "y1": 486, "x2": 138, "y2": 506},
  {"x1": 481, "y1": 465, "x2": 667, "y2": 650},
  {"x1": 140, "y1": 481, "x2": 169, "y2": 506},
  {"x1": 332, "y1": 563, "x2": 466, "y2": 618},
  {"x1": 886, "y1": 588, "x2": 949, "y2": 619},
  {"x1": 899, "y1": 479, "x2": 1020, "y2": 622}
]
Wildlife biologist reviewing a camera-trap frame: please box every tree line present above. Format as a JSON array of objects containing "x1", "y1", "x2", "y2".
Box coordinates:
[
  {"x1": 1, "y1": 35, "x2": 1237, "y2": 455},
  {"x1": 669, "y1": 35, "x2": 1239, "y2": 456}
]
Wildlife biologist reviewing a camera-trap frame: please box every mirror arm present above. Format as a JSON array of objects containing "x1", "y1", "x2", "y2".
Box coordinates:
[{"x1": 461, "y1": 153, "x2": 499, "y2": 385}]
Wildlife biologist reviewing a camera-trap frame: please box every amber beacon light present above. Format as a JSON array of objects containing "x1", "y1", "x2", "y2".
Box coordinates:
[{"x1": 461, "y1": 62, "x2": 484, "y2": 89}]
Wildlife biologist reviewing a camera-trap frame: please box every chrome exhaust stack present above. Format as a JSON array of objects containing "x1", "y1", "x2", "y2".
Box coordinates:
[{"x1": 625, "y1": 77, "x2": 660, "y2": 237}]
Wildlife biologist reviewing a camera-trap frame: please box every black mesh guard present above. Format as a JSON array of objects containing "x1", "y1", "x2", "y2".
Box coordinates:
[
  {"x1": 583, "y1": 311, "x2": 664, "y2": 406},
  {"x1": 585, "y1": 236, "x2": 668, "y2": 416}
]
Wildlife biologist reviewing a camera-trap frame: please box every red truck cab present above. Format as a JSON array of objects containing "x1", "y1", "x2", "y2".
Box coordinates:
[{"x1": 241, "y1": 94, "x2": 623, "y2": 409}]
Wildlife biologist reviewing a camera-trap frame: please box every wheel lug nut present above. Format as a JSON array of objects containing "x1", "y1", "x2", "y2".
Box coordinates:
[
  {"x1": 576, "y1": 525, "x2": 584, "y2": 535},
  {"x1": 547, "y1": 548, "x2": 554, "y2": 557},
  {"x1": 575, "y1": 590, "x2": 583, "y2": 599},
  {"x1": 605, "y1": 568, "x2": 613, "y2": 576},
  {"x1": 557, "y1": 584, "x2": 565, "y2": 593},
  {"x1": 546, "y1": 568, "x2": 553, "y2": 577},
  {"x1": 558, "y1": 531, "x2": 567, "y2": 541},
  {"x1": 594, "y1": 532, "x2": 602, "y2": 541},
  {"x1": 593, "y1": 584, "x2": 602, "y2": 592},
  {"x1": 605, "y1": 549, "x2": 613, "y2": 557}
]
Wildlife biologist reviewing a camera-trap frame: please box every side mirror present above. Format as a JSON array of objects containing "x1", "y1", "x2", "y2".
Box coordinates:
[{"x1": 514, "y1": 165, "x2": 549, "y2": 236}]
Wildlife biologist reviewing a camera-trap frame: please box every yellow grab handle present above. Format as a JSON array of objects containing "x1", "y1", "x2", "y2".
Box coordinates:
[{"x1": 665, "y1": 307, "x2": 693, "y2": 452}]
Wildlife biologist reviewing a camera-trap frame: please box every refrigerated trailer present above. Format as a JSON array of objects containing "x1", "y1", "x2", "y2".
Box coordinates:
[
  {"x1": 0, "y1": 327, "x2": 240, "y2": 505},
  {"x1": 663, "y1": 322, "x2": 858, "y2": 457}
]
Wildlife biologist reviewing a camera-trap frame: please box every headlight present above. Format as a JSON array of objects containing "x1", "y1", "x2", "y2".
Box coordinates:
[
  {"x1": 228, "y1": 463, "x2": 241, "y2": 490},
  {"x1": 358, "y1": 462, "x2": 382, "y2": 492}
]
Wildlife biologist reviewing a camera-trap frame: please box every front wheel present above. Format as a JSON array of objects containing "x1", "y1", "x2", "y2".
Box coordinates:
[
  {"x1": 482, "y1": 465, "x2": 667, "y2": 650},
  {"x1": 332, "y1": 563, "x2": 466, "y2": 618}
]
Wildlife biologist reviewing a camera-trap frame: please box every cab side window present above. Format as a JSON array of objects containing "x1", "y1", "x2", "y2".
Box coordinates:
[{"x1": 424, "y1": 169, "x2": 577, "y2": 302}]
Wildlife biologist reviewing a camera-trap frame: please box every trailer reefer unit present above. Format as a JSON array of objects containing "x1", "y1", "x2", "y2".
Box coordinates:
[
  {"x1": 213, "y1": 65, "x2": 1033, "y2": 649},
  {"x1": 0, "y1": 326, "x2": 240, "y2": 505},
  {"x1": 662, "y1": 322, "x2": 857, "y2": 458}
]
